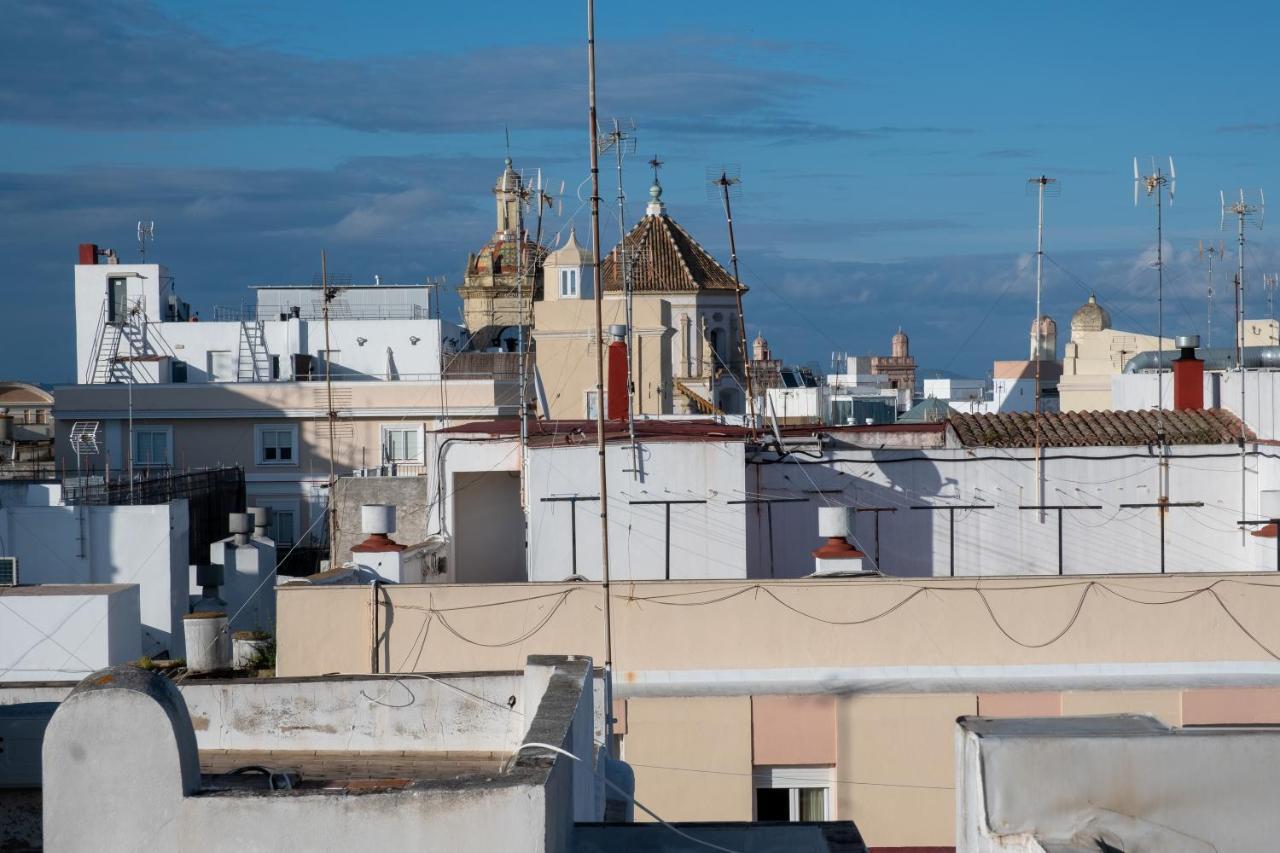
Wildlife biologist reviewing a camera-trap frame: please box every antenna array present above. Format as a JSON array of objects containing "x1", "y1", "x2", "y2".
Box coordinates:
[
  {"x1": 137, "y1": 221, "x2": 155, "y2": 262},
  {"x1": 1199, "y1": 240, "x2": 1226, "y2": 347}
]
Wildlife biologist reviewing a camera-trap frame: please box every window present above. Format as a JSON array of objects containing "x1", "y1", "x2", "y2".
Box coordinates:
[
  {"x1": 132, "y1": 427, "x2": 172, "y2": 468},
  {"x1": 584, "y1": 390, "x2": 599, "y2": 420},
  {"x1": 270, "y1": 355, "x2": 281, "y2": 380},
  {"x1": 255, "y1": 425, "x2": 297, "y2": 465},
  {"x1": 752, "y1": 767, "x2": 832, "y2": 822},
  {"x1": 381, "y1": 426, "x2": 422, "y2": 463},
  {"x1": 271, "y1": 510, "x2": 296, "y2": 546},
  {"x1": 559, "y1": 268, "x2": 579, "y2": 298},
  {"x1": 171, "y1": 360, "x2": 188, "y2": 383},
  {"x1": 208, "y1": 350, "x2": 234, "y2": 382}
]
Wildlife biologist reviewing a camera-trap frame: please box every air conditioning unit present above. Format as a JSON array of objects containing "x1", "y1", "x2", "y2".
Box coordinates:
[{"x1": 0, "y1": 557, "x2": 18, "y2": 586}]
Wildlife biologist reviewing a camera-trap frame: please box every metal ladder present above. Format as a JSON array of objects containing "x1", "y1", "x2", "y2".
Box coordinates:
[{"x1": 238, "y1": 321, "x2": 271, "y2": 381}]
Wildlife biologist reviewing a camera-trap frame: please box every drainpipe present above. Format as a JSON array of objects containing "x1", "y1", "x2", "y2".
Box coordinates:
[{"x1": 369, "y1": 579, "x2": 380, "y2": 675}]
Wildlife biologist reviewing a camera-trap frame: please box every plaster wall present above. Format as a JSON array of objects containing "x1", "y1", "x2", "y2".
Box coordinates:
[
  {"x1": 0, "y1": 586, "x2": 140, "y2": 681},
  {"x1": 1113, "y1": 369, "x2": 1280, "y2": 440},
  {"x1": 0, "y1": 503, "x2": 186, "y2": 656},
  {"x1": 526, "y1": 441, "x2": 748, "y2": 581}
]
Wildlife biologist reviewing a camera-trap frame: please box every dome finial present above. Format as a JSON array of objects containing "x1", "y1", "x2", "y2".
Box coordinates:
[{"x1": 646, "y1": 154, "x2": 665, "y2": 215}]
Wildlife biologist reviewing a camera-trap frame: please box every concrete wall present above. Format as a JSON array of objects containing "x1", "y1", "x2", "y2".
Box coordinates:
[
  {"x1": 0, "y1": 502, "x2": 187, "y2": 656},
  {"x1": 39, "y1": 659, "x2": 596, "y2": 853},
  {"x1": 334, "y1": 475, "x2": 432, "y2": 558},
  {"x1": 0, "y1": 586, "x2": 140, "y2": 681},
  {"x1": 958, "y1": 715, "x2": 1280, "y2": 851}
]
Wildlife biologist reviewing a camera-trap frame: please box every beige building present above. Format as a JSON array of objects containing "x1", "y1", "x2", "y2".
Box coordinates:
[
  {"x1": 277, "y1": 572, "x2": 1280, "y2": 849},
  {"x1": 1059, "y1": 294, "x2": 1172, "y2": 411},
  {"x1": 532, "y1": 180, "x2": 751, "y2": 417}
]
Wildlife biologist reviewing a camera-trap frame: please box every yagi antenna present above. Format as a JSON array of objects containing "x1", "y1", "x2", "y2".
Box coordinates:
[{"x1": 137, "y1": 220, "x2": 155, "y2": 262}]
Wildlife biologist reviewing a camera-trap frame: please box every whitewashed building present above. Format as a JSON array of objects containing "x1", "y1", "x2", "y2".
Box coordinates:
[{"x1": 57, "y1": 246, "x2": 522, "y2": 550}]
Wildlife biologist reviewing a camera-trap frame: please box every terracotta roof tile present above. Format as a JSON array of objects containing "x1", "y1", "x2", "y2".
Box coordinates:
[
  {"x1": 949, "y1": 409, "x2": 1253, "y2": 448},
  {"x1": 599, "y1": 214, "x2": 741, "y2": 293}
]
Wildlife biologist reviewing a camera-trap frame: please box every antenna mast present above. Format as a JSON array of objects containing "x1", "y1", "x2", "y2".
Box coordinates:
[
  {"x1": 708, "y1": 166, "x2": 757, "y2": 436},
  {"x1": 1134, "y1": 156, "x2": 1175, "y2": 513},
  {"x1": 599, "y1": 118, "x2": 640, "y2": 477},
  {"x1": 321, "y1": 250, "x2": 339, "y2": 562},
  {"x1": 137, "y1": 221, "x2": 155, "y2": 262},
  {"x1": 1028, "y1": 175, "x2": 1057, "y2": 521},
  {"x1": 1199, "y1": 240, "x2": 1225, "y2": 347},
  {"x1": 1221, "y1": 186, "x2": 1264, "y2": 539},
  {"x1": 1264, "y1": 273, "x2": 1278, "y2": 322},
  {"x1": 585, "y1": 0, "x2": 616, "y2": 757}
]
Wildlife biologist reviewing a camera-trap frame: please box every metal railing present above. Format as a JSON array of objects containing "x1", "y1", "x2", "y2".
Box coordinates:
[{"x1": 213, "y1": 304, "x2": 436, "y2": 322}]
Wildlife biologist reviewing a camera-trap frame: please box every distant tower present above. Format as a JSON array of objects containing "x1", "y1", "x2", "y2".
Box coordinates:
[
  {"x1": 1030, "y1": 315, "x2": 1057, "y2": 361},
  {"x1": 892, "y1": 327, "x2": 909, "y2": 358},
  {"x1": 752, "y1": 331, "x2": 771, "y2": 362}
]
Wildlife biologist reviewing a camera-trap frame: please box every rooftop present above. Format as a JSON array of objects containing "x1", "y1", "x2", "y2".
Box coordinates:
[
  {"x1": 600, "y1": 212, "x2": 741, "y2": 294},
  {"x1": 949, "y1": 408, "x2": 1253, "y2": 448}
]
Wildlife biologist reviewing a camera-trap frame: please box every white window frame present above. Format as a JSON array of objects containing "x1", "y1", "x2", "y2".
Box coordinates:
[
  {"x1": 380, "y1": 425, "x2": 424, "y2": 464},
  {"x1": 132, "y1": 426, "x2": 173, "y2": 468},
  {"x1": 584, "y1": 390, "x2": 600, "y2": 420},
  {"x1": 559, "y1": 268, "x2": 579, "y2": 298},
  {"x1": 254, "y1": 424, "x2": 299, "y2": 466},
  {"x1": 208, "y1": 350, "x2": 234, "y2": 383},
  {"x1": 752, "y1": 766, "x2": 834, "y2": 822}
]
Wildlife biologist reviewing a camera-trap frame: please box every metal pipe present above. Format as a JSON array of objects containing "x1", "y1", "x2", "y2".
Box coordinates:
[{"x1": 369, "y1": 579, "x2": 380, "y2": 674}]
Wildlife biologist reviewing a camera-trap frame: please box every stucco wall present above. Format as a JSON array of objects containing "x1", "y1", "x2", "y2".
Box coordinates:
[{"x1": 0, "y1": 586, "x2": 140, "y2": 681}]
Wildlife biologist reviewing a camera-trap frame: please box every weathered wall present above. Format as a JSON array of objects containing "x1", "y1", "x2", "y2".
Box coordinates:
[{"x1": 334, "y1": 475, "x2": 432, "y2": 559}]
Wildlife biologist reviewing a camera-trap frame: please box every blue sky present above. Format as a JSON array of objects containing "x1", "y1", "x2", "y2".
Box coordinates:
[{"x1": 3, "y1": 0, "x2": 1278, "y2": 382}]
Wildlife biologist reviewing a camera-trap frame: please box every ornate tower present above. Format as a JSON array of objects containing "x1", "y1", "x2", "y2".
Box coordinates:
[{"x1": 459, "y1": 159, "x2": 546, "y2": 332}]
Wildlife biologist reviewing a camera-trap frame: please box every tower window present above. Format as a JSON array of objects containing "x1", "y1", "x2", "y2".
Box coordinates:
[{"x1": 559, "y1": 268, "x2": 579, "y2": 298}]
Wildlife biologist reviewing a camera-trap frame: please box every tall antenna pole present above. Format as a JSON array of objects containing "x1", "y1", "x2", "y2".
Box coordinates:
[
  {"x1": 1200, "y1": 240, "x2": 1224, "y2": 347},
  {"x1": 1028, "y1": 175, "x2": 1056, "y2": 522},
  {"x1": 321, "y1": 250, "x2": 338, "y2": 563},
  {"x1": 585, "y1": 0, "x2": 616, "y2": 756},
  {"x1": 1222, "y1": 186, "x2": 1265, "y2": 539},
  {"x1": 710, "y1": 169, "x2": 757, "y2": 436},
  {"x1": 600, "y1": 119, "x2": 640, "y2": 477},
  {"x1": 1264, "y1": 273, "x2": 1278, "y2": 322},
  {"x1": 1135, "y1": 157, "x2": 1175, "y2": 511}
]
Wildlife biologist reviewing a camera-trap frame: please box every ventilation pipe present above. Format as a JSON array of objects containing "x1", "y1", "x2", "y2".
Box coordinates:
[
  {"x1": 1173, "y1": 335, "x2": 1204, "y2": 411},
  {"x1": 183, "y1": 611, "x2": 231, "y2": 673},
  {"x1": 190, "y1": 564, "x2": 226, "y2": 613},
  {"x1": 228, "y1": 512, "x2": 251, "y2": 546},
  {"x1": 247, "y1": 506, "x2": 272, "y2": 539},
  {"x1": 607, "y1": 324, "x2": 628, "y2": 421}
]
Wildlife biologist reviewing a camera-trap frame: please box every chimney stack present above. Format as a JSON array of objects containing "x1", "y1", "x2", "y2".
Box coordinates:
[
  {"x1": 811, "y1": 506, "x2": 865, "y2": 574},
  {"x1": 1173, "y1": 335, "x2": 1204, "y2": 411},
  {"x1": 352, "y1": 504, "x2": 406, "y2": 554},
  {"x1": 607, "y1": 324, "x2": 628, "y2": 421},
  {"x1": 247, "y1": 506, "x2": 272, "y2": 539},
  {"x1": 228, "y1": 512, "x2": 251, "y2": 546},
  {"x1": 78, "y1": 243, "x2": 99, "y2": 265}
]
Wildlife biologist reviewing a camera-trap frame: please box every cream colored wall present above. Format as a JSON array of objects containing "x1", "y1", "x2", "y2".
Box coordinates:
[
  {"x1": 278, "y1": 574, "x2": 1280, "y2": 677},
  {"x1": 1243, "y1": 318, "x2": 1280, "y2": 347},
  {"x1": 1060, "y1": 328, "x2": 1173, "y2": 412},
  {"x1": 624, "y1": 697, "x2": 753, "y2": 822},
  {"x1": 275, "y1": 576, "x2": 1280, "y2": 848},
  {"x1": 838, "y1": 693, "x2": 974, "y2": 846},
  {"x1": 532, "y1": 297, "x2": 672, "y2": 419}
]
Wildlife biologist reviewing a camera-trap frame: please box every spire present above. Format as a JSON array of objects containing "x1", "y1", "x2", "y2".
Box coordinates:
[{"x1": 646, "y1": 154, "x2": 665, "y2": 216}]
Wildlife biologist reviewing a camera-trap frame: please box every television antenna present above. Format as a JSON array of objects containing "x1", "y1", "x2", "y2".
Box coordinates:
[
  {"x1": 1220, "y1": 186, "x2": 1264, "y2": 542},
  {"x1": 1027, "y1": 175, "x2": 1058, "y2": 520},
  {"x1": 598, "y1": 119, "x2": 640, "y2": 476},
  {"x1": 69, "y1": 421, "x2": 100, "y2": 483},
  {"x1": 706, "y1": 165, "x2": 757, "y2": 437},
  {"x1": 137, "y1": 221, "x2": 155, "y2": 262},
  {"x1": 1198, "y1": 240, "x2": 1226, "y2": 347}
]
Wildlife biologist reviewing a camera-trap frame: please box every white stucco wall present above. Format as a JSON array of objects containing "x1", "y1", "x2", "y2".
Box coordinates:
[
  {"x1": 0, "y1": 502, "x2": 188, "y2": 656},
  {"x1": 0, "y1": 586, "x2": 140, "y2": 681},
  {"x1": 1113, "y1": 370, "x2": 1280, "y2": 440}
]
